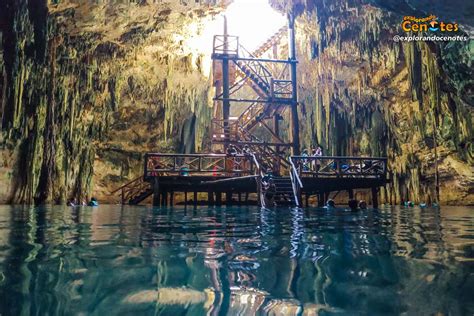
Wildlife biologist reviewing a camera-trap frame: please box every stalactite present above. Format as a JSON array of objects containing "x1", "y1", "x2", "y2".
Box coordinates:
[
  {"x1": 0, "y1": 0, "x2": 471, "y2": 204},
  {"x1": 291, "y1": 0, "x2": 473, "y2": 204},
  {"x1": 403, "y1": 41, "x2": 423, "y2": 105},
  {"x1": 0, "y1": 0, "x2": 224, "y2": 203}
]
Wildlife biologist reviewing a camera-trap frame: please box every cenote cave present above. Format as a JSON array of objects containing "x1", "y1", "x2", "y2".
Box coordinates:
[{"x1": 0, "y1": 0, "x2": 473, "y2": 315}]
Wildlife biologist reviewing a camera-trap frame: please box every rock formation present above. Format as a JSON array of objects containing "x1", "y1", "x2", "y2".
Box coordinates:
[{"x1": 0, "y1": 0, "x2": 472, "y2": 204}]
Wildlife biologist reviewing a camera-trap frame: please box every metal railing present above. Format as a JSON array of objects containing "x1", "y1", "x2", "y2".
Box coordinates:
[
  {"x1": 234, "y1": 45, "x2": 274, "y2": 94},
  {"x1": 210, "y1": 118, "x2": 290, "y2": 146},
  {"x1": 271, "y1": 79, "x2": 293, "y2": 99},
  {"x1": 110, "y1": 176, "x2": 150, "y2": 204},
  {"x1": 290, "y1": 156, "x2": 387, "y2": 178},
  {"x1": 210, "y1": 118, "x2": 242, "y2": 142},
  {"x1": 213, "y1": 35, "x2": 239, "y2": 56},
  {"x1": 289, "y1": 158, "x2": 303, "y2": 207},
  {"x1": 238, "y1": 100, "x2": 265, "y2": 126},
  {"x1": 250, "y1": 152, "x2": 267, "y2": 208},
  {"x1": 144, "y1": 153, "x2": 256, "y2": 178},
  {"x1": 252, "y1": 26, "x2": 287, "y2": 58},
  {"x1": 210, "y1": 119, "x2": 291, "y2": 172},
  {"x1": 213, "y1": 31, "x2": 292, "y2": 101}
]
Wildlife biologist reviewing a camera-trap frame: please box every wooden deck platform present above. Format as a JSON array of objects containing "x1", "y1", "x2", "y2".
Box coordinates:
[
  {"x1": 112, "y1": 153, "x2": 388, "y2": 208},
  {"x1": 110, "y1": 18, "x2": 390, "y2": 208}
]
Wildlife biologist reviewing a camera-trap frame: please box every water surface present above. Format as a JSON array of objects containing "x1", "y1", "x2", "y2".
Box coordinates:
[{"x1": 0, "y1": 205, "x2": 473, "y2": 315}]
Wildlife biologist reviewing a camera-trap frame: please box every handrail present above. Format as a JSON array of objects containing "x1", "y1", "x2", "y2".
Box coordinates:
[
  {"x1": 250, "y1": 152, "x2": 266, "y2": 208},
  {"x1": 145, "y1": 153, "x2": 255, "y2": 177},
  {"x1": 289, "y1": 158, "x2": 303, "y2": 207},
  {"x1": 289, "y1": 158, "x2": 303, "y2": 188},
  {"x1": 292, "y1": 155, "x2": 387, "y2": 160},
  {"x1": 252, "y1": 25, "x2": 287, "y2": 57},
  {"x1": 250, "y1": 152, "x2": 263, "y2": 177},
  {"x1": 110, "y1": 175, "x2": 150, "y2": 204},
  {"x1": 110, "y1": 176, "x2": 142, "y2": 194},
  {"x1": 213, "y1": 35, "x2": 239, "y2": 55},
  {"x1": 290, "y1": 156, "x2": 387, "y2": 179},
  {"x1": 289, "y1": 170, "x2": 299, "y2": 207},
  {"x1": 236, "y1": 128, "x2": 291, "y2": 171},
  {"x1": 236, "y1": 44, "x2": 274, "y2": 89},
  {"x1": 145, "y1": 153, "x2": 246, "y2": 158}
]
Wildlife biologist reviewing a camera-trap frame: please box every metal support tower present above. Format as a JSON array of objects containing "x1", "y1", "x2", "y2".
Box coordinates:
[{"x1": 211, "y1": 15, "x2": 301, "y2": 173}]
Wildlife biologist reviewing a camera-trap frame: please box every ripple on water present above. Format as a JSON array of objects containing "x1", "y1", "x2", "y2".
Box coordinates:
[{"x1": 0, "y1": 205, "x2": 472, "y2": 315}]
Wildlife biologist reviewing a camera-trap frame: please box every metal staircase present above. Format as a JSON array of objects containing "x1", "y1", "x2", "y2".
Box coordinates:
[
  {"x1": 211, "y1": 25, "x2": 294, "y2": 175},
  {"x1": 211, "y1": 14, "x2": 301, "y2": 207},
  {"x1": 272, "y1": 177, "x2": 296, "y2": 206},
  {"x1": 251, "y1": 26, "x2": 287, "y2": 58},
  {"x1": 234, "y1": 58, "x2": 272, "y2": 97}
]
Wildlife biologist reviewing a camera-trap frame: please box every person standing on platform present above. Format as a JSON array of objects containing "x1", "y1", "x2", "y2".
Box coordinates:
[
  {"x1": 226, "y1": 145, "x2": 238, "y2": 176},
  {"x1": 242, "y1": 145, "x2": 252, "y2": 174},
  {"x1": 312, "y1": 145, "x2": 322, "y2": 173},
  {"x1": 302, "y1": 149, "x2": 309, "y2": 172}
]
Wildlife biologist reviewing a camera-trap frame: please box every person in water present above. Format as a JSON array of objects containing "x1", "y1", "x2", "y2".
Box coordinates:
[
  {"x1": 88, "y1": 197, "x2": 99, "y2": 207},
  {"x1": 325, "y1": 199, "x2": 336, "y2": 208},
  {"x1": 358, "y1": 200, "x2": 367, "y2": 209},
  {"x1": 348, "y1": 199, "x2": 358, "y2": 211}
]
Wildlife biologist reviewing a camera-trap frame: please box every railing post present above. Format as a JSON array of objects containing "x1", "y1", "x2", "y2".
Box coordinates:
[
  {"x1": 153, "y1": 178, "x2": 160, "y2": 207},
  {"x1": 288, "y1": 13, "x2": 300, "y2": 155},
  {"x1": 213, "y1": 35, "x2": 216, "y2": 55},
  {"x1": 144, "y1": 153, "x2": 148, "y2": 179},
  {"x1": 270, "y1": 78, "x2": 274, "y2": 99}
]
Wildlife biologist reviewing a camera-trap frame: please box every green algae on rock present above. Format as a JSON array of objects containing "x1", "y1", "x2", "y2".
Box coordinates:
[{"x1": 0, "y1": 0, "x2": 472, "y2": 204}]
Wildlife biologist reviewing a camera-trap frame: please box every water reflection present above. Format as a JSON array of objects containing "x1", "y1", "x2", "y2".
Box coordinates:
[{"x1": 0, "y1": 205, "x2": 473, "y2": 315}]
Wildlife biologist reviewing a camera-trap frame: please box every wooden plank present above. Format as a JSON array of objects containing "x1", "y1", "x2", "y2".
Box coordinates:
[{"x1": 200, "y1": 175, "x2": 257, "y2": 185}]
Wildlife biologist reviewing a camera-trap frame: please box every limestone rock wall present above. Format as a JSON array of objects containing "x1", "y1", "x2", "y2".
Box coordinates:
[
  {"x1": 0, "y1": 0, "x2": 472, "y2": 205},
  {"x1": 0, "y1": 0, "x2": 223, "y2": 204},
  {"x1": 281, "y1": 0, "x2": 473, "y2": 205}
]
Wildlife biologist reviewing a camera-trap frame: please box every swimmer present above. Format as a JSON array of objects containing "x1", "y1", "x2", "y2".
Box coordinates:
[
  {"x1": 348, "y1": 199, "x2": 358, "y2": 211},
  {"x1": 88, "y1": 197, "x2": 99, "y2": 207},
  {"x1": 358, "y1": 200, "x2": 367, "y2": 209},
  {"x1": 325, "y1": 199, "x2": 335, "y2": 209}
]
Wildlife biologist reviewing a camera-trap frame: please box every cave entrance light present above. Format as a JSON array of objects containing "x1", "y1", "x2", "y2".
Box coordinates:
[
  {"x1": 186, "y1": 0, "x2": 286, "y2": 73},
  {"x1": 224, "y1": 0, "x2": 286, "y2": 51}
]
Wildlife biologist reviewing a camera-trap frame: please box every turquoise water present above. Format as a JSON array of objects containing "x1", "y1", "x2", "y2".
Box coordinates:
[{"x1": 0, "y1": 205, "x2": 472, "y2": 315}]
